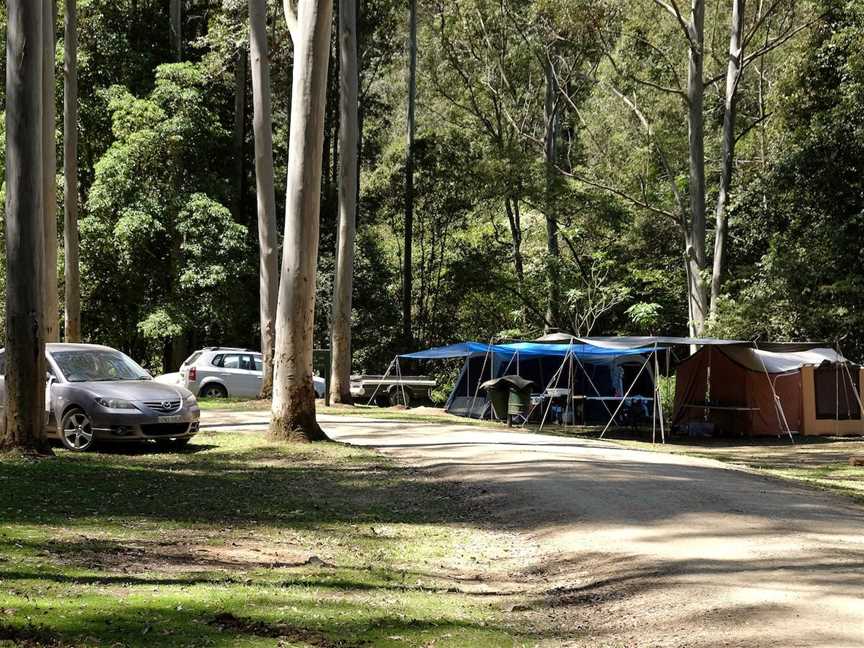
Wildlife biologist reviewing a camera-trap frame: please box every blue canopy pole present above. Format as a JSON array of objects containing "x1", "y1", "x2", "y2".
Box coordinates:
[
  {"x1": 538, "y1": 339, "x2": 574, "y2": 433},
  {"x1": 367, "y1": 357, "x2": 396, "y2": 406},
  {"x1": 469, "y1": 339, "x2": 494, "y2": 419},
  {"x1": 600, "y1": 353, "x2": 653, "y2": 439}
]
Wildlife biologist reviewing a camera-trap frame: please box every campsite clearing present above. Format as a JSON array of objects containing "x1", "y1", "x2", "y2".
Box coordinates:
[
  {"x1": 316, "y1": 412, "x2": 864, "y2": 648},
  {"x1": 598, "y1": 432, "x2": 864, "y2": 503},
  {"x1": 0, "y1": 428, "x2": 541, "y2": 647},
  {"x1": 197, "y1": 409, "x2": 864, "y2": 647}
]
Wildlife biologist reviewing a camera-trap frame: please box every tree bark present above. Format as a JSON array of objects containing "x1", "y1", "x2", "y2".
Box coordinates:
[
  {"x1": 3, "y1": 0, "x2": 49, "y2": 453},
  {"x1": 402, "y1": 0, "x2": 416, "y2": 347},
  {"x1": 43, "y1": 0, "x2": 59, "y2": 344},
  {"x1": 249, "y1": 0, "x2": 279, "y2": 400},
  {"x1": 232, "y1": 43, "x2": 247, "y2": 223},
  {"x1": 686, "y1": 0, "x2": 708, "y2": 336},
  {"x1": 543, "y1": 57, "x2": 561, "y2": 332},
  {"x1": 710, "y1": 0, "x2": 745, "y2": 316},
  {"x1": 64, "y1": 0, "x2": 81, "y2": 342},
  {"x1": 269, "y1": 0, "x2": 333, "y2": 442},
  {"x1": 504, "y1": 196, "x2": 524, "y2": 289},
  {"x1": 170, "y1": 0, "x2": 182, "y2": 60},
  {"x1": 329, "y1": 0, "x2": 359, "y2": 405}
]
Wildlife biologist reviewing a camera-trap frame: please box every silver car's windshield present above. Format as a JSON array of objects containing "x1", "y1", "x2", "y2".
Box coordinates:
[{"x1": 51, "y1": 350, "x2": 152, "y2": 383}]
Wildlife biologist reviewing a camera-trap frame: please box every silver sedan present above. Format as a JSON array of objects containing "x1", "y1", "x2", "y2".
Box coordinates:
[{"x1": 0, "y1": 343, "x2": 200, "y2": 451}]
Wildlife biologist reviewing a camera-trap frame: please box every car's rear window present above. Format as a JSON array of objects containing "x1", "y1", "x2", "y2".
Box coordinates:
[{"x1": 183, "y1": 351, "x2": 203, "y2": 367}]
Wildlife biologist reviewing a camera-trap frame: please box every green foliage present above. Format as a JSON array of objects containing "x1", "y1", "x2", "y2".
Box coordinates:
[
  {"x1": 1, "y1": 0, "x2": 861, "y2": 378},
  {"x1": 82, "y1": 63, "x2": 253, "y2": 369},
  {"x1": 716, "y1": 0, "x2": 864, "y2": 356}
]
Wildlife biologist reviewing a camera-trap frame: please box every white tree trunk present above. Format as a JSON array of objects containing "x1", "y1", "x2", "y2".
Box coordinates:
[
  {"x1": 402, "y1": 0, "x2": 416, "y2": 345},
  {"x1": 686, "y1": 0, "x2": 708, "y2": 336},
  {"x1": 64, "y1": 0, "x2": 81, "y2": 342},
  {"x1": 249, "y1": 0, "x2": 279, "y2": 399},
  {"x1": 3, "y1": 0, "x2": 48, "y2": 453},
  {"x1": 43, "y1": 0, "x2": 59, "y2": 343},
  {"x1": 544, "y1": 57, "x2": 561, "y2": 332},
  {"x1": 270, "y1": 0, "x2": 333, "y2": 442},
  {"x1": 329, "y1": 0, "x2": 358, "y2": 405},
  {"x1": 710, "y1": 0, "x2": 745, "y2": 316}
]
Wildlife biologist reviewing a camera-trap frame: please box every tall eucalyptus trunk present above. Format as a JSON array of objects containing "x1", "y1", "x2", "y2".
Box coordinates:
[
  {"x1": 543, "y1": 57, "x2": 560, "y2": 332},
  {"x1": 64, "y1": 0, "x2": 81, "y2": 342},
  {"x1": 686, "y1": 0, "x2": 708, "y2": 336},
  {"x1": 43, "y1": 0, "x2": 59, "y2": 343},
  {"x1": 330, "y1": 0, "x2": 359, "y2": 404},
  {"x1": 710, "y1": 0, "x2": 745, "y2": 316},
  {"x1": 3, "y1": 0, "x2": 49, "y2": 453},
  {"x1": 269, "y1": 0, "x2": 333, "y2": 442},
  {"x1": 402, "y1": 0, "x2": 416, "y2": 346},
  {"x1": 249, "y1": 0, "x2": 279, "y2": 399}
]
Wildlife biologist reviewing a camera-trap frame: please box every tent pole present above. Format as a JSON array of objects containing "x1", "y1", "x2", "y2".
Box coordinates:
[
  {"x1": 570, "y1": 353, "x2": 616, "y2": 422},
  {"x1": 395, "y1": 356, "x2": 409, "y2": 408},
  {"x1": 367, "y1": 357, "x2": 395, "y2": 406},
  {"x1": 500, "y1": 350, "x2": 516, "y2": 377},
  {"x1": 469, "y1": 341, "x2": 493, "y2": 420},
  {"x1": 652, "y1": 345, "x2": 657, "y2": 444},
  {"x1": 655, "y1": 346, "x2": 666, "y2": 444},
  {"x1": 600, "y1": 353, "x2": 652, "y2": 439},
  {"x1": 836, "y1": 341, "x2": 864, "y2": 435},
  {"x1": 753, "y1": 341, "x2": 795, "y2": 444},
  {"x1": 538, "y1": 341, "x2": 573, "y2": 433}
]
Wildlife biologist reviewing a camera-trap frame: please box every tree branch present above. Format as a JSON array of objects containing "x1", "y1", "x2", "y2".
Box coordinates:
[{"x1": 652, "y1": 0, "x2": 695, "y2": 48}]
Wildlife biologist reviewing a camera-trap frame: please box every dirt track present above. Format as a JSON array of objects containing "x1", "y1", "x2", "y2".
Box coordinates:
[{"x1": 203, "y1": 411, "x2": 864, "y2": 647}]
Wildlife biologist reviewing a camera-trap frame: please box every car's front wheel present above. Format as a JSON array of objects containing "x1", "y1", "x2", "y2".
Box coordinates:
[
  {"x1": 60, "y1": 408, "x2": 95, "y2": 452},
  {"x1": 199, "y1": 383, "x2": 228, "y2": 398}
]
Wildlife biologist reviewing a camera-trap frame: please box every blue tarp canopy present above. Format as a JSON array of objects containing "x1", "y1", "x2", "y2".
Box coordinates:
[{"x1": 400, "y1": 341, "x2": 653, "y2": 360}]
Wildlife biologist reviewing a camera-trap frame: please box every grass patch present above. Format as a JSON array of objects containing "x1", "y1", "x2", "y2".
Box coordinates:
[{"x1": 0, "y1": 431, "x2": 539, "y2": 647}]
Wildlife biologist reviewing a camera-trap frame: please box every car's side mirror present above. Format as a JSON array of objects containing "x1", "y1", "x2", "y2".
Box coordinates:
[{"x1": 46, "y1": 373, "x2": 56, "y2": 385}]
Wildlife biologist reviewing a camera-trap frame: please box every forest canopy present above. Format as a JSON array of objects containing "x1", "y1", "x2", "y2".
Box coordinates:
[{"x1": 0, "y1": 0, "x2": 861, "y2": 372}]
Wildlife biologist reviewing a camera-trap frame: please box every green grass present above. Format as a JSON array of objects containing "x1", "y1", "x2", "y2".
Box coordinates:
[{"x1": 0, "y1": 431, "x2": 539, "y2": 647}]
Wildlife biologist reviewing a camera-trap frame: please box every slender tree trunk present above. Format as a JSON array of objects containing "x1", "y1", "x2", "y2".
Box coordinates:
[
  {"x1": 504, "y1": 196, "x2": 524, "y2": 289},
  {"x1": 269, "y1": 0, "x2": 333, "y2": 442},
  {"x1": 63, "y1": 0, "x2": 80, "y2": 342},
  {"x1": 686, "y1": 0, "x2": 708, "y2": 336},
  {"x1": 329, "y1": 0, "x2": 358, "y2": 405},
  {"x1": 249, "y1": 0, "x2": 279, "y2": 399},
  {"x1": 232, "y1": 43, "x2": 247, "y2": 223},
  {"x1": 402, "y1": 0, "x2": 416, "y2": 347},
  {"x1": 170, "y1": 0, "x2": 182, "y2": 60},
  {"x1": 43, "y1": 0, "x2": 59, "y2": 344},
  {"x1": 543, "y1": 57, "x2": 560, "y2": 332},
  {"x1": 3, "y1": 0, "x2": 49, "y2": 453},
  {"x1": 710, "y1": 0, "x2": 745, "y2": 316}
]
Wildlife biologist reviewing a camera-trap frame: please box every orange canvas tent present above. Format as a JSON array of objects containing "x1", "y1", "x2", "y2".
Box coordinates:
[{"x1": 672, "y1": 346, "x2": 864, "y2": 437}]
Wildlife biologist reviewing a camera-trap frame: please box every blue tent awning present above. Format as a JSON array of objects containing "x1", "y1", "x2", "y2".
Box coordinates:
[
  {"x1": 400, "y1": 341, "x2": 653, "y2": 361},
  {"x1": 399, "y1": 342, "x2": 508, "y2": 360}
]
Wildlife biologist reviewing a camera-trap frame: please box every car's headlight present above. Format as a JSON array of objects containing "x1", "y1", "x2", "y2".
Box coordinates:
[
  {"x1": 95, "y1": 397, "x2": 139, "y2": 410},
  {"x1": 184, "y1": 394, "x2": 197, "y2": 405}
]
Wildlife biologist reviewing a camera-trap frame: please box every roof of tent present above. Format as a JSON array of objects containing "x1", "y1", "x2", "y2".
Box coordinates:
[
  {"x1": 707, "y1": 346, "x2": 847, "y2": 373},
  {"x1": 535, "y1": 333, "x2": 830, "y2": 354},
  {"x1": 400, "y1": 341, "x2": 652, "y2": 361}
]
